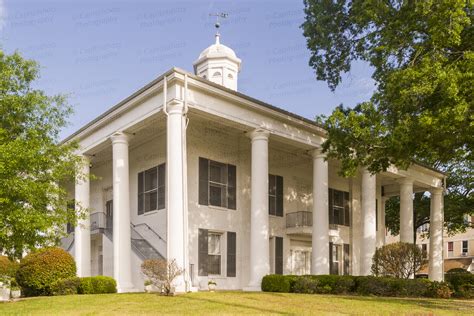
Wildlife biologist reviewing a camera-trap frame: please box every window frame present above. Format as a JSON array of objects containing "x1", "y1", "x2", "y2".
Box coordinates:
[
  {"x1": 199, "y1": 157, "x2": 236, "y2": 210},
  {"x1": 138, "y1": 163, "x2": 165, "y2": 215},
  {"x1": 462, "y1": 240, "x2": 468, "y2": 254},
  {"x1": 329, "y1": 188, "x2": 350, "y2": 226},
  {"x1": 207, "y1": 232, "x2": 223, "y2": 276}
]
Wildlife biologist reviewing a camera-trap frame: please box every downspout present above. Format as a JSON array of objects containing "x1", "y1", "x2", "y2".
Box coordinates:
[{"x1": 182, "y1": 74, "x2": 190, "y2": 291}]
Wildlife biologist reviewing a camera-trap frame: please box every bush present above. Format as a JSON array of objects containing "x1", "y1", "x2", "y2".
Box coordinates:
[
  {"x1": 261, "y1": 275, "x2": 295, "y2": 293},
  {"x1": 445, "y1": 272, "x2": 474, "y2": 298},
  {"x1": 355, "y1": 276, "x2": 432, "y2": 297},
  {"x1": 141, "y1": 259, "x2": 183, "y2": 295},
  {"x1": 262, "y1": 274, "x2": 452, "y2": 298},
  {"x1": 371, "y1": 242, "x2": 425, "y2": 278},
  {"x1": 16, "y1": 247, "x2": 76, "y2": 296},
  {"x1": 446, "y1": 268, "x2": 469, "y2": 274},
  {"x1": 77, "y1": 276, "x2": 117, "y2": 294},
  {"x1": 0, "y1": 256, "x2": 19, "y2": 279},
  {"x1": 50, "y1": 277, "x2": 81, "y2": 296},
  {"x1": 426, "y1": 281, "x2": 453, "y2": 299}
]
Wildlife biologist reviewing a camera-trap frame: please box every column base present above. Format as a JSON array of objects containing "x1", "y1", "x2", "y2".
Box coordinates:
[
  {"x1": 243, "y1": 285, "x2": 262, "y2": 292},
  {"x1": 117, "y1": 282, "x2": 138, "y2": 293}
]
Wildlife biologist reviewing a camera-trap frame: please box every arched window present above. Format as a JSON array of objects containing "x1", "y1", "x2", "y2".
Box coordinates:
[
  {"x1": 213, "y1": 71, "x2": 221, "y2": 78},
  {"x1": 227, "y1": 73, "x2": 234, "y2": 80}
]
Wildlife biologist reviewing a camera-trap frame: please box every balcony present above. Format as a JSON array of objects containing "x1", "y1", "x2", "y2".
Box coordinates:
[
  {"x1": 90, "y1": 212, "x2": 113, "y2": 235},
  {"x1": 286, "y1": 211, "x2": 313, "y2": 236},
  {"x1": 286, "y1": 212, "x2": 341, "y2": 237}
]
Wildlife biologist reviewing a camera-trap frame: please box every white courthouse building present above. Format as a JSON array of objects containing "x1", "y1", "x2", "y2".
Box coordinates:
[{"x1": 62, "y1": 34, "x2": 446, "y2": 292}]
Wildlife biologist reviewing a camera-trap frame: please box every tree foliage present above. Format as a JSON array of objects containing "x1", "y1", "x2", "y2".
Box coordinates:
[
  {"x1": 0, "y1": 50, "x2": 84, "y2": 259},
  {"x1": 302, "y1": 0, "x2": 473, "y2": 231},
  {"x1": 371, "y1": 242, "x2": 426, "y2": 279}
]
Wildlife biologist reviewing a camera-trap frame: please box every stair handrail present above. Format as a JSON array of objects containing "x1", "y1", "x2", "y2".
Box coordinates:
[
  {"x1": 129, "y1": 223, "x2": 164, "y2": 258},
  {"x1": 130, "y1": 222, "x2": 166, "y2": 242}
]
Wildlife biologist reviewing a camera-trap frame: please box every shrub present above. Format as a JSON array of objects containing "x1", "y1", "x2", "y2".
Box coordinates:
[
  {"x1": 77, "y1": 276, "x2": 117, "y2": 294},
  {"x1": 445, "y1": 272, "x2": 474, "y2": 298},
  {"x1": 141, "y1": 259, "x2": 183, "y2": 295},
  {"x1": 16, "y1": 247, "x2": 76, "y2": 296},
  {"x1": 446, "y1": 268, "x2": 469, "y2": 274},
  {"x1": 371, "y1": 242, "x2": 425, "y2": 279},
  {"x1": 292, "y1": 275, "x2": 355, "y2": 294},
  {"x1": 261, "y1": 275, "x2": 295, "y2": 293},
  {"x1": 50, "y1": 277, "x2": 81, "y2": 296},
  {"x1": 355, "y1": 276, "x2": 431, "y2": 297},
  {"x1": 0, "y1": 256, "x2": 19, "y2": 279},
  {"x1": 426, "y1": 281, "x2": 453, "y2": 299}
]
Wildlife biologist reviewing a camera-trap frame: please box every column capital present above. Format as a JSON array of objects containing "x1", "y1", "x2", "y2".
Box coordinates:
[
  {"x1": 166, "y1": 99, "x2": 186, "y2": 115},
  {"x1": 430, "y1": 187, "x2": 444, "y2": 195},
  {"x1": 110, "y1": 132, "x2": 129, "y2": 145},
  {"x1": 311, "y1": 148, "x2": 326, "y2": 159},
  {"x1": 397, "y1": 177, "x2": 414, "y2": 185},
  {"x1": 248, "y1": 129, "x2": 270, "y2": 142}
]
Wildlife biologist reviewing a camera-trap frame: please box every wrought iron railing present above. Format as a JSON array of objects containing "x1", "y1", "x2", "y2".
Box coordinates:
[
  {"x1": 90, "y1": 212, "x2": 107, "y2": 231},
  {"x1": 286, "y1": 211, "x2": 313, "y2": 228}
]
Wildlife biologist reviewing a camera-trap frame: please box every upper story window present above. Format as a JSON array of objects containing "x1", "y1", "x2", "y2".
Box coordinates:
[
  {"x1": 213, "y1": 71, "x2": 221, "y2": 78},
  {"x1": 329, "y1": 188, "x2": 350, "y2": 226},
  {"x1": 138, "y1": 163, "x2": 165, "y2": 215},
  {"x1": 269, "y1": 174, "x2": 283, "y2": 217},
  {"x1": 462, "y1": 240, "x2": 468, "y2": 254},
  {"x1": 228, "y1": 73, "x2": 234, "y2": 80},
  {"x1": 447, "y1": 241, "x2": 454, "y2": 257},
  {"x1": 199, "y1": 157, "x2": 236, "y2": 209}
]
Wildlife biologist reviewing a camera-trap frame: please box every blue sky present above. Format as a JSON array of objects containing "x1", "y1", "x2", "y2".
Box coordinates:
[{"x1": 1, "y1": 0, "x2": 374, "y2": 138}]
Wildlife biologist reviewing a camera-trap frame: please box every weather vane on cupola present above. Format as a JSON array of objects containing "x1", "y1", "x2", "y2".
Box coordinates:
[{"x1": 209, "y1": 12, "x2": 228, "y2": 44}]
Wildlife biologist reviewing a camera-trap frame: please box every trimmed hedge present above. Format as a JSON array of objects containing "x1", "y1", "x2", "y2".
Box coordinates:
[
  {"x1": 78, "y1": 276, "x2": 117, "y2": 294},
  {"x1": 0, "y1": 255, "x2": 19, "y2": 279},
  {"x1": 262, "y1": 274, "x2": 453, "y2": 298},
  {"x1": 445, "y1": 271, "x2": 474, "y2": 299},
  {"x1": 51, "y1": 276, "x2": 117, "y2": 296},
  {"x1": 16, "y1": 247, "x2": 76, "y2": 296}
]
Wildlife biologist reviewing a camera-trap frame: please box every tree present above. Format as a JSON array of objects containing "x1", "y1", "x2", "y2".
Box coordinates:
[
  {"x1": 141, "y1": 259, "x2": 183, "y2": 295},
  {"x1": 0, "y1": 50, "x2": 83, "y2": 259},
  {"x1": 371, "y1": 242, "x2": 426, "y2": 279},
  {"x1": 302, "y1": 1, "x2": 473, "y2": 230}
]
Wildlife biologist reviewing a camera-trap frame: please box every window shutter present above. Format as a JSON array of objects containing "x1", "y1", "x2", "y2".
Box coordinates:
[
  {"x1": 198, "y1": 229, "x2": 208, "y2": 276},
  {"x1": 138, "y1": 172, "x2": 144, "y2": 215},
  {"x1": 344, "y1": 192, "x2": 350, "y2": 226},
  {"x1": 199, "y1": 158, "x2": 209, "y2": 206},
  {"x1": 227, "y1": 164, "x2": 236, "y2": 210},
  {"x1": 275, "y1": 236, "x2": 283, "y2": 274},
  {"x1": 343, "y1": 244, "x2": 350, "y2": 275},
  {"x1": 329, "y1": 242, "x2": 334, "y2": 275},
  {"x1": 276, "y1": 176, "x2": 284, "y2": 217},
  {"x1": 328, "y1": 189, "x2": 334, "y2": 225},
  {"x1": 227, "y1": 231, "x2": 236, "y2": 277}
]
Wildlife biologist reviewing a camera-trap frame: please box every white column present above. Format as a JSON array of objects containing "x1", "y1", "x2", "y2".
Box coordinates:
[
  {"x1": 379, "y1": 197, "x2": 387, "y2": 246},
  {"x1": 245, "y1": 129, "x2": 270, "y2": 291},
  {"x1": 75, "y1": 155, "x2": 91, "y2": 277},
  {"x1": 166, "y1": 100, "x2": 187, "y2": 293},
  {"x1": 429, "y1": 188, "x2": 444, "y2": 281},
  {"x1": 111, "y1": 132, "x2": 134, "y2": 292},
  {"x1": 311, "y1": 149, "x2": 329, "y2": 275},
  {"x1": 399, "y1": 178, "x2": 414, "y2": 243},
  {"x1": 360, "y1": 169, "x2": 376, "y2": 276}
]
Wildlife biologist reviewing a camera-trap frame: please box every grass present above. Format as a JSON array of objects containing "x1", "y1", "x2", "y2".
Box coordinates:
[{"x1": 0, "y1": 291, "x2": 473, "y2": 315}]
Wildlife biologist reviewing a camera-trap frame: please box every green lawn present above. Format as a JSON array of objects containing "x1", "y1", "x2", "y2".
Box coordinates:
[{"x1": 0, "y1": 291, "x2": 473, "y2": 315}]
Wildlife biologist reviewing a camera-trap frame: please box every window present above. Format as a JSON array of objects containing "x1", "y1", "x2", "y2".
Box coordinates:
[
  {"x1": 448, "y1": 241, "x2": 454, "y2": 257},
  {"x1": 421, "y1": 244, "x2": 428, "y2": 259},
  {"x1": 198, "y1": 229, "x2": 236, "y2": 277},
  {"x1": 329, "y1": 189, "x2": 350, "y2": 226},
  {"x1": 208, "y1": 233, "x2": 222, "y2": 275},
  {"x1": 269, "y1": 174, "x2": 283, "y2": 216},
  {"x1": 462, "y1": 240, "x2": 468, "y2": 255},
  {"x1": 228, "y1": 73, "x2": 233, "y2": 80},
  {"x1": 329, "y1": 243, "x2": 340, "y2": 275},
  {"x1": 213, "y1": 71, "x2": 221, "y2": 78},
  {"x1": 291, "y1": 250, "x2": 311, "y2": 275},
  {"x1": 138, "y1": 163, "x2": 165, "y2": 214},
  {"x1": 199, "y1": 158, "x2": 236, "y2": 209}
]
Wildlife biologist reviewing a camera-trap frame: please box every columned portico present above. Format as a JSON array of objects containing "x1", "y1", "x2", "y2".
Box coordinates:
[
  {"x1": 245, "y1": 129, "x2": 270, "y2": 291},
  {"x1": 75, "y1": 155, "x2": 91, "y2": 277},
  {"x1": 429, "y1": 188, "x2": 444, "y2": 281},
  {"x1": 399, "y1": 178, "x2": 414, "y2": 243},
  {"x1": 360, "y1": 169, "x2": 376, "y2": 275},
  {"x1": 166, "y1": 100, "x2": 188, "y2": 292},
  {"x1": 311, "y1": 149, "x2": 329, "y2": 275},
  {"x1": 111, "y1": 132, "x2": 135, "y2": 292}
]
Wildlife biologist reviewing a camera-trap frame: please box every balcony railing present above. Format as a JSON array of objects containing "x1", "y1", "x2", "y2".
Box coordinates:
[
  {"x1": 90, "y1": 212, "x2": 113, "y2": 232},
  {"x1": 286, "y1": 211, "x2": 312, "y2": 228}
]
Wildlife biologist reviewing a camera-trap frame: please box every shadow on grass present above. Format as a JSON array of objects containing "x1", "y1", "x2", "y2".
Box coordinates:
[
  {"x1": 335, "y1": 294, "x2": 474, "y2": 312},
  {"x1": 181, "y1": 294, "x2": 287, "y2": 315}
]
